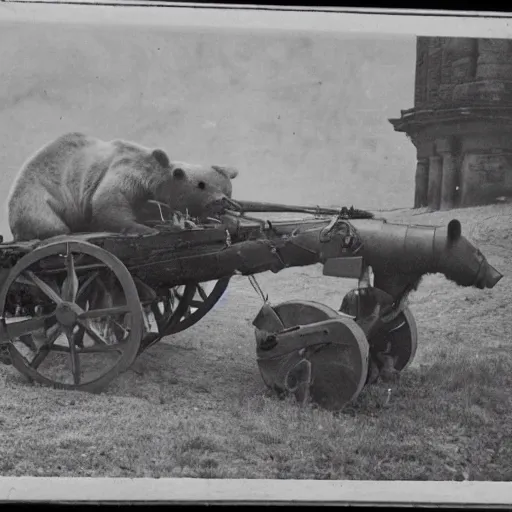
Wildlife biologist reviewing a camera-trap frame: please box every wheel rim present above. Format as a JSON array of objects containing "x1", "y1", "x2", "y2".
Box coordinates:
[
  {"x1": 153, "y1": 277, "x2": 231, "y2": 336},
  {"x1": 1, "y1": 239, "x2": 143, "y2": 392},
  {"x1": 373, "y1": 306, "x2": 418, "y2": 372}
]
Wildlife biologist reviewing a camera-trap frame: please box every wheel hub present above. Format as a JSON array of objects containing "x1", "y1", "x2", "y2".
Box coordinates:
[{"x1": 55, "y1": 301, "x2": 82, "y2": 327}]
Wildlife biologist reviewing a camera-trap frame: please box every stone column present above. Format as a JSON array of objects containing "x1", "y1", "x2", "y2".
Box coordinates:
[
  {"x1": 436, "y1": 138, "x2": 458, "y2": 210},
  {"x1": 427, "y1": 155, "x2": 442, "y2": 210},
  {"x1": 440, "y1": 154, "x2": 458, "y2": 210},
  {"x1": 414, "y1": 159, "x2": 429, "y2": 208}
]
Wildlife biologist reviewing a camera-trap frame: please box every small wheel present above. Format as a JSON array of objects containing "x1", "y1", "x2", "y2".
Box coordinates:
[
  {"x1": 254, "y1": 300, "x2": 369, "y2": 411},
  {"x1": 0, "y1": 239, "x2": 144, "y2": 392},
  {"x1": 151, "y1": 277, "x2": 231, "y2": 336},
  {"x1": 374, "y1": 306, "x2": 418, "y2": 372},
  {"x1": 340, "y1": 287, "x2": 418, "y2": 374}
]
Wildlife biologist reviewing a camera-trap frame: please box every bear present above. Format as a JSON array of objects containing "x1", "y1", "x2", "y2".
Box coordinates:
[
  {"x1": 6, "y1": 132, "x2": 240, "y2": 347},
  {"x1": 7, "y1": 132, "x2": 239, "y2": 242}
]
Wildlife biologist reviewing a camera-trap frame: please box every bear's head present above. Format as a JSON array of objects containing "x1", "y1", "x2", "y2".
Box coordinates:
[{"x1": 150, "y1": 148, "x2": 239, "y2": 219}]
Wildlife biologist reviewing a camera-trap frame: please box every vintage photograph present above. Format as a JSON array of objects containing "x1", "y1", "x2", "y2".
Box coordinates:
[{"x1": 0, "y1": 2, "x2": 510, "y2": 490}]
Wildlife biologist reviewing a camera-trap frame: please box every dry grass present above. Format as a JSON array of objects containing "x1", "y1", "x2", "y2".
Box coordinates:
[{"x1": 0, "y1": 203, "x2": 511, "y2": 481}]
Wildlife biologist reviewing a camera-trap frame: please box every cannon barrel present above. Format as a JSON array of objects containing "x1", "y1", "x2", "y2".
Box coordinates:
[
  {"x1": 127, "y1": 213, "x2": 502, "y2": 292},
  {"x1": 23, "y1": 212, "x2": 501, "y2": 294},
  {"x1": 137, "y1": 198, "x2": 500, "y2": 291},
  {"x1": 349, "y1": 218, "x2": 502, "y2": 289},
  {"x1": 234, "y1": 200, "x2": 374, "y2": 218},
  {"x1": 264, "y1": 216, "x2": 503, "y2": 291},
  {"x1": 236, "y1": 200, "x2": 345, "y2": 216}
]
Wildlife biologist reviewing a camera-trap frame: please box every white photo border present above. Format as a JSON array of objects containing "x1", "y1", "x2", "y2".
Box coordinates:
[{"x1": 0, "y1": 1, "x2": 511, "y2": 506}]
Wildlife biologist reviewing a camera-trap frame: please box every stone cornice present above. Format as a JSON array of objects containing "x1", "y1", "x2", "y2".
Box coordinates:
[{"x1": 389, "y1": 105, "x2": 512, "y2": 133}]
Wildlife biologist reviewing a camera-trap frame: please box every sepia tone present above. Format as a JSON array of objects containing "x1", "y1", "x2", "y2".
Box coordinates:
[{"x1": 390, "y1": 37, "x2": 512, "y2": 210}]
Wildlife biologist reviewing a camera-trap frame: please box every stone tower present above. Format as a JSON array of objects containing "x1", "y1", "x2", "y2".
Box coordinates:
[{"x1": 389, "y1": 37, "x2": 512, "y2": 210}]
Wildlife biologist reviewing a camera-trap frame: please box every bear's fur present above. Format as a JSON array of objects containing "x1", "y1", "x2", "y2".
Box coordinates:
[{"x1": 8, "y1": 132, "x2": 239, "y2": 242}]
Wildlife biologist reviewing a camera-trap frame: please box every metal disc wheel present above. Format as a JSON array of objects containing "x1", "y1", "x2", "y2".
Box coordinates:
[
  {"x1": 340, "y1": 287, "x2": 418, "y2": 373},
  {"x1": 0, "y1": 239, "x2": 144, "y2": 392},
  {"x1": 370, "y1": 306, "x2": 418, "y2": 372},
  {"x1": 254, "y1": 300, "x2": 369, "y2": 411},
  {"x1": 150, "y1": 277, "x2": 231, "y2": 337}
]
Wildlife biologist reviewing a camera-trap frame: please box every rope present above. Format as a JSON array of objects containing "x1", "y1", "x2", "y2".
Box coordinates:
[{"x1": 248, "y1": 274, "x2": 267, "y2": 303}]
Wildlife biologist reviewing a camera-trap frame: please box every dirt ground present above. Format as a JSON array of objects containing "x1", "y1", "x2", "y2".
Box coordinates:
[{"x1": 0, "y1": 203, "x2": 511, "y2": 481}]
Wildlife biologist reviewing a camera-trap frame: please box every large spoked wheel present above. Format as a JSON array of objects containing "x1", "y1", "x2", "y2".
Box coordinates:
[
  {"x1": 255, "y1": 300, "x2": 369, "y2": 411},
  {"x1": 151, "y1": 277, "x2": 231, "y2": 337},
  {"x1": 0, "y1": 239, "x2": 144, "y2": 392}
]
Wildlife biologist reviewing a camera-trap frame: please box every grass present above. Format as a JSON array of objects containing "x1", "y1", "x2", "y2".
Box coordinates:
[{"x1": 0, "y1": 203, "x2": 511, "y2": 481}]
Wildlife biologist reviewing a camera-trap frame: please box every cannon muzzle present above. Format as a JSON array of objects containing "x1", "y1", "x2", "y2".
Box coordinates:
[{"x1": 476, "y1": 263, "x2": 503, "y2": 289}]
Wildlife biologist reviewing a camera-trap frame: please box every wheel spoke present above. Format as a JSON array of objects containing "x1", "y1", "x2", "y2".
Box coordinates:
[
  {"x1": 23, "y1": 271, "x2": 63, "y2": 305},
  {"x1": 76, "y1": 271, "x2": 100, "y2": 301},
  {"x1": 14, "y1": 275, "x2": 38, "y2": 287},
  {"x1": 64, "y1": 327, "x2": 81, "y2": 385},
  {"x1": 110, "y1": 317, "x2": 129, "y2": 338},
  {"x1": 167, "y1": 293, "x2": 176, "y2": 310},
  {"x1": 30, "y1": 324, "x2": 63, "y2": 369},
  {"x1": 71, "y1": 253, "x2": 86, "y2": 266},
  {"x1": 30, "y1": 349, "x2": 50, "y2": 370},
  {"x1": 78, "y1": 305, "x2": 131, "y2": 320},
  {"x1": 5, "y1": 314, "x2": 54, "y2": 339},
  {"x1": 196, "y1": 284, "x2": 208, "y2": 301},
  {"x1": 76, "y1": 319, "x2": 110, "y2": 346},
  {"x1": 61, "y1": 245, "x2": 79, "y2": 302},
  {"x1": 189, "y1": 300, "x2": 204, "y2": 309},
  {"x1": 150, "y1": 303, "x2": 164, "y2": 323},
  {"x1": 73, "y1": 323, "x2": 86, "y2": 349},
  {"x1": 173, "y1": 289, "x2": 184, "y2": 301}
]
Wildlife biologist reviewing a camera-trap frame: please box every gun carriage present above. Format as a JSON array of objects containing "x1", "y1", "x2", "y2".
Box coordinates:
[{"x1": 0, "y1": 200, "x2": 502, "y2": 411}]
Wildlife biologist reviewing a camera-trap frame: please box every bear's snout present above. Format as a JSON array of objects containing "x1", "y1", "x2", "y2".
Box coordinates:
[{"x1": 207, "y1": 196, "x2": 241, "y2": 214}]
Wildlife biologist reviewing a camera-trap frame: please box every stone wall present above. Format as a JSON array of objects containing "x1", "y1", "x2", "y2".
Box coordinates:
[
  {"x1": 390, "y1": 36, "x2": 512, "y2": 210},
  {"x1": 414, "y1": 37, "x2": 512, "y2": 107}
]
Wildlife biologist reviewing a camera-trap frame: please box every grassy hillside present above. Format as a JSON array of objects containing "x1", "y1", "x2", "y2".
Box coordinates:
[{"x1": 0, "y1": 22, "x2": 416, "y2": 239}]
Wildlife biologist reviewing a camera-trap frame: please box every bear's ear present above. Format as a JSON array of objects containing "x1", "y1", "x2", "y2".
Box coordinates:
[
  {"x1": 152, "y1": 149, "x2": 170, "y2": 168},
  {"x1": 212, "y1": 165, "x2": 238, "y2": 180},
  {"x1": 447, "y1": 219, "x2": 462, "y2": 242},
  {"x1": 172, "y1": 167, "x2": 186, "y2": 180}
]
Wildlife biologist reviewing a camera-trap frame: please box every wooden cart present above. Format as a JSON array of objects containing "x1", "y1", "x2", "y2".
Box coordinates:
[{"x1": 0, "y1": 201, "x2": 501, "y2": 411}]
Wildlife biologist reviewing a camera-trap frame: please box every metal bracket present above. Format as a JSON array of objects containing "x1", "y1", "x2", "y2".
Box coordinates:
[
  {"x1": 380, "y1": 286, "x2": 413, "y2": 324},
  {"x1": 322, "y1": 256, "x2": 364, "y2": 279},
  {"x1": 256, "y1": 318, "x2": 350, "y2": 360}
]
